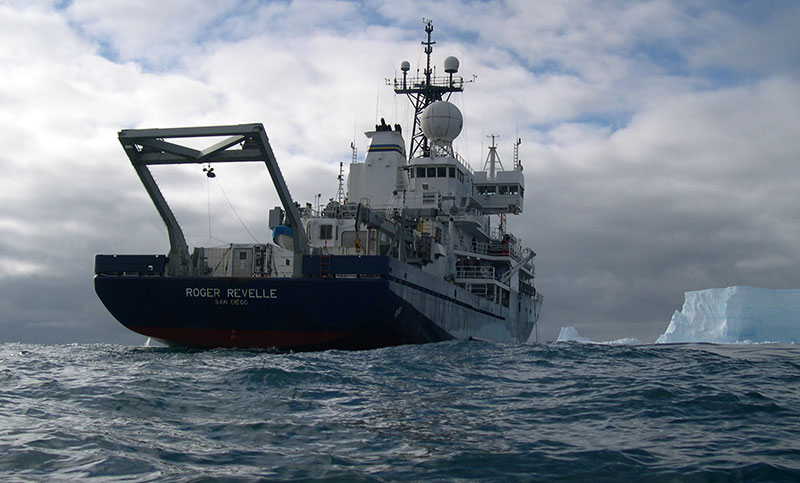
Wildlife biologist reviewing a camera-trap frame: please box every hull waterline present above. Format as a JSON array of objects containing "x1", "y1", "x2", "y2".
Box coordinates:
[{"x1": 95, "y1": 273, "x2": 454, "y2": 351}]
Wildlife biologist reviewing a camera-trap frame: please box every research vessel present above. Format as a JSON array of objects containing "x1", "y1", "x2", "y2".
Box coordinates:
[{"x1": 94, "y1": 22, "x2": 542, "y2": 350}]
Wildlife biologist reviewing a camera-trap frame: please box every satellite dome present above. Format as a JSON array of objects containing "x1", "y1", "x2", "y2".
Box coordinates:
[
  {"x1": 443, "y1": 56, "x2": 459, "y2": 73},
  {"x1": 420, "y1": 101, "x2": 462, "y2": 142},
  {"x1": 400, "y1": 60, "x2": 410, "y2": 72}
]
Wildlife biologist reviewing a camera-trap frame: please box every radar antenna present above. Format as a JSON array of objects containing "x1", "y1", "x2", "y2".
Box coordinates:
[{"x1": 392, "y1": 20, "x2": 469, "y2": 160}]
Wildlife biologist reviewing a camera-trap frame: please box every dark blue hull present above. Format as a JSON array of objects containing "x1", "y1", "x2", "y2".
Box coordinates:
[{"x1": 94, "y1": 274, "x2": 453, "y2": 351}]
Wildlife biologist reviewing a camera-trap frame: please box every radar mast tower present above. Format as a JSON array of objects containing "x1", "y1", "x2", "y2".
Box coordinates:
[
  {"x1": 483, "y1": 134, "x2": 505, "y2": 181},
  {"x1": 392, "y1": 20, "x2": 467, "y2": 160}
]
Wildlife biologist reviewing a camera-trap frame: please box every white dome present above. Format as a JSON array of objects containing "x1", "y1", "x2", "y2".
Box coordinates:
[
  {"x1": 443, "y1": 56, "x2": 459, "y2": 73},
  {"x1": 420, "y1": 101, "x2": 462, "y2": 143}
]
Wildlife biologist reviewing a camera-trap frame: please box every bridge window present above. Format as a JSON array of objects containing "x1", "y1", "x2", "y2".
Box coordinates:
[
  {"x1": 477, "y1": 185, "x2": 502, "y2": 195},
  {"x1": 319, "y1": 224, "x2": 333, "y2": 240},
  {"x1": 417, "y1": 167, "x2": 426, "y2": 178},
  {"x1": 427, "y1": 167, "x2": 436, "y2": 178},
  {"x1": 449, "y1": 166, "x2": 455, "y2": 178},
  {"x1": 437, "y1": 167, "x2": 446, "y2": 177}
]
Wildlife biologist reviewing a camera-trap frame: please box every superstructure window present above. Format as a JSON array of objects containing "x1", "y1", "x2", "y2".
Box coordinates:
[
  {"x1": 427, "y1": 167, "x2": 436, "y2": 178},
  {"x1": 417, "y1": 167, "x2": 426, "y2": 178},
  {"x1": 437, "y1": 167, "x2": 446, "y2": 177},
  {"x1": 449, "y1": 167, "x2": 455, "y2": 178},
  {"x1": 319, "y1": 224, "x2": 333, "y2": 240},
  {"x1": 476, "y1": 185, "x2": 499, "y2": 195}
]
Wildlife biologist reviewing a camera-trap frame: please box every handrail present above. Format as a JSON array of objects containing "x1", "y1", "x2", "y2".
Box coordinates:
[
  {"x1": 453, "y1": 152, "x2": 474, "y2": 174},
  {"x1": 392, "y1": 75, "x2": 464, "y2": 91},
  {"x1": 456, "y1": 266, "x2": 495, "y2": 279},
  {"x1": 456, "y1": 240, "x2": 514, "y2": 258}
]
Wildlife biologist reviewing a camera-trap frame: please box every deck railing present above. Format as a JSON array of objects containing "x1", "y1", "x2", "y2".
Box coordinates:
[
  {"x1": 456, "y1": 240, "x2": 519, "y2": 259},
  {"x1": 456, "y1": 266, "x2": 495, "y2": 280}
]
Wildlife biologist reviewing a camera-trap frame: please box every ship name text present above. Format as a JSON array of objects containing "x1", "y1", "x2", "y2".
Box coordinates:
[{"x1": 185, "y1": 287, "x2": 278, "y2": 299}]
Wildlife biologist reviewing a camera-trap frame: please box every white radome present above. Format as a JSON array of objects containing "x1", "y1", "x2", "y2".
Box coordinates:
[
  {"x1": 420, "y1": 101, "x2": 463, "y2": 142},
  {"x1": 443, "y1": 56, "x2": 459, "y2": 73}
]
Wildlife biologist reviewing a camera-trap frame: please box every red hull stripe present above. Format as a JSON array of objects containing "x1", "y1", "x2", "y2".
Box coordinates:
[{"x1": 133, "y1": 327, "x2": 348, "y2": 349}]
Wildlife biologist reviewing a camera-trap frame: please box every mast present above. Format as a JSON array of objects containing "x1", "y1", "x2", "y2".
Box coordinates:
[
  {"x1": 392, "y1": 19, "x2": 466, "y2": 160},
  {"x1": 336, "y1": 161, "x2": 345, "y2": 204},
  {"x1": 483, "y1": 134, "x2": 504, "y2": 181}
]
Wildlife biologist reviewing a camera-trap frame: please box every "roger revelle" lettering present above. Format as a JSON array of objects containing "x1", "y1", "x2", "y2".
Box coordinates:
[{"x1": 185, "y1": 287, "x2": 278, "y2": 299}]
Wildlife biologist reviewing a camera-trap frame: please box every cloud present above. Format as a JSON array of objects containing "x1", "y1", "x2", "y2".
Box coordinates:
[
  {"x1": 0, "y1": 0, "x2": 798, "y2": 344},
  {"x1": 527, "y1": 75, "x2": 800, "y2": 341},
  {"x1": 63, "y1": 0, "x2": 238, "y2": 69},
  {"x1": 686, "y1": 2, "x2": 800, "y2": 77}
]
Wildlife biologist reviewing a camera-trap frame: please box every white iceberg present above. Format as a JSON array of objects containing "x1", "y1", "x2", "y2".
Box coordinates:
[
  {"x1": 557, "y1": 326, "x2": 592, "y2": 343},
  {"x1": 656, "y1": 286, "x2": 800, "y2": 344},
  {"x1": 557, "y1": 326, "x2": 641, "y2": 345}
]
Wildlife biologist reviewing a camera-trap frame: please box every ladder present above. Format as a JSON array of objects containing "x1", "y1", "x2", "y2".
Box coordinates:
[{"x1": 319, "y1": 255, "x2": 333, "y2": 278}]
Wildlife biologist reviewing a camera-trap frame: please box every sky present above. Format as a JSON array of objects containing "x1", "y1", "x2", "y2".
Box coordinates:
[{"x1": 1, "y1": 0, "x2": 799, "y2": 345}]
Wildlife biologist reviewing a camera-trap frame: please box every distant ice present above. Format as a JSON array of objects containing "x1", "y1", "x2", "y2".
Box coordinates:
[
  {"x1": 656, "y1": 286, "x2": 800, "y2": 344},
  {"x1": 557, "y1": 326, "x2": 641, "y2": 345},
  {"x1": 557, "y1": 327, "x2": 592, "y2": 343}
]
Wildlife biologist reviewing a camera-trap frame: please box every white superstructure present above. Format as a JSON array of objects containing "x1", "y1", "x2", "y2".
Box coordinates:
[{"x1": 268, "y1": 21, "x2": 542, "y2": 340}]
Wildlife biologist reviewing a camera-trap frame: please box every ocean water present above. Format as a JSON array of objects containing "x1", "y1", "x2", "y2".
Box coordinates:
[{"x1": 1, "y1": 341, "x2": 798, "y2": 481}]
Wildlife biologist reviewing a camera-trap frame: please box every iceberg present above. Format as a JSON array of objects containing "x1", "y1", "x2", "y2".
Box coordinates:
[
  {"x1": 656, "y1": 286, "x2": 800, "y2": 344},
  {"x1": 557, "y1": 326, "x2": 592, "y2": 343},
  {"x1": 557, "y1": 326, "x2": 641, "y2": 345}
]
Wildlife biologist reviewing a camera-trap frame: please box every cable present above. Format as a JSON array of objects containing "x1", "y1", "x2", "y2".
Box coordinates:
[
  {"x1": 213, "y1": 176, "x2": 261, "y2": 244},
  {"x1": 206, "y1": 175, "x2": 213, "y2": 244}
]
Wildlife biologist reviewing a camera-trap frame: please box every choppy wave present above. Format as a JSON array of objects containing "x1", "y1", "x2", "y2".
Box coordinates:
[{"x1": 1, "y1": 341, "x2": 799, "y2": 481}]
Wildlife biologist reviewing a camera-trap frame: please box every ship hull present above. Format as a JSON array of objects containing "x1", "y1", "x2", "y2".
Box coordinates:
[
  {"x1": 95, "y1": 275, "x2": 454, "y2": 351},
  {"x1": 95, "y1": 255, "x2": 538, "y2": 351}
]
